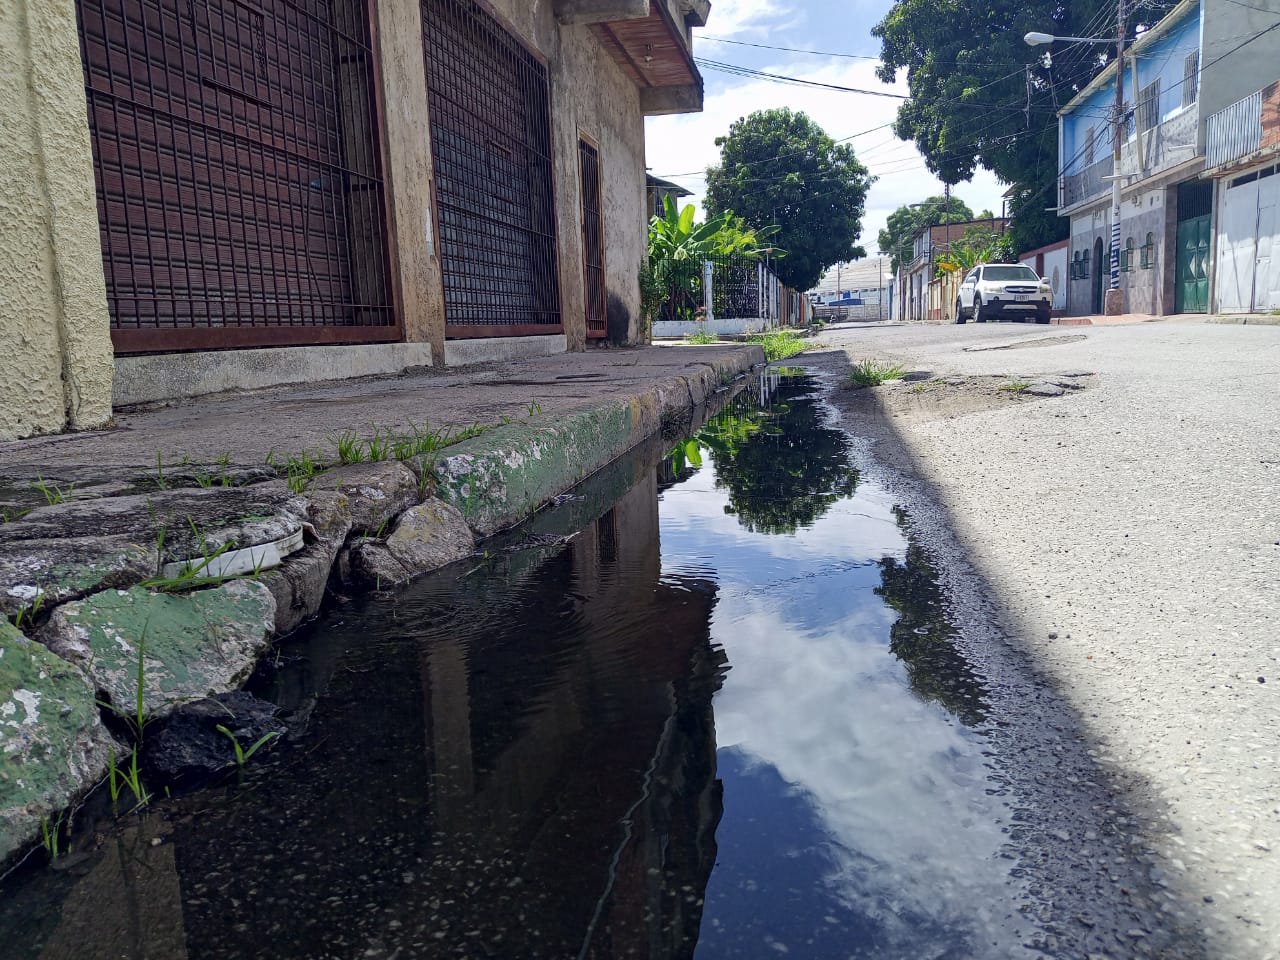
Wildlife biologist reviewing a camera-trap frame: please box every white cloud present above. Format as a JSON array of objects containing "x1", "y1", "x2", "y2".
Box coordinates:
[
  {"x1": 645, "y1": 49, "x2": 1009, "y2": 261},
  {"x1": 701, "y1": 0, "x2": 796, "y2": 37}
]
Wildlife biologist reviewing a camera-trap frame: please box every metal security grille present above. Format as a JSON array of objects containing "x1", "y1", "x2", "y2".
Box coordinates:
[
  {"x1": 578, "y1": 139, "x2": 607, "y2": 338},
  {"x1": 77, "y1": 0, "x2": 397, "y2": 353},
  {"x1": 422, "y1": 0, "x2": 562, "y2": 337}
]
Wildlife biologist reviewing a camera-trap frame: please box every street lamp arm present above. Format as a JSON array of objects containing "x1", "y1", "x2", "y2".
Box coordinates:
[{"x1": 1023, "y1": 31, "x2": 1116, "y2": 46}]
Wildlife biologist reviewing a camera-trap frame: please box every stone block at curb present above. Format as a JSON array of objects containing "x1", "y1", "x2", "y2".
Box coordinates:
[
  {"x1": 0, "y1": 536, "x2": 155, "y2": 619},
  {"x1": 307, "y1": 462, "x2": 420, "y2": 536},
  {"x1": 346, "y1": 499, "x2": 474, "y2": 589},
  {"x1": 40, "y1": 581, "x2": 277, "y2": 717},
  {"x1": 387, "y1": 500, "x2": 474, "y2": 573},
  {"x1": 259, "y1": 537, "x2": 346, "y2": 636},
  {"x1": 0, "y1": 620, "x2": 116, "y2": 864}
]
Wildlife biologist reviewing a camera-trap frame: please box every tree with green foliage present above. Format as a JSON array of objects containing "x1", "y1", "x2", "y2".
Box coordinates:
[
  {"x1": 705, "y1": 108, "x2": 872, "y2": 292},
  {"x1": 877, "y1": 195, "x2": 974, "y2": 274},
  {"x1": 873, "y1": 0, "x2": 1179, "y2": 252}
]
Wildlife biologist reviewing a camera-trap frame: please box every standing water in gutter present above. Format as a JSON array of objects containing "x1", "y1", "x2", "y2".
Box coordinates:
[{"x1": 1, "y1": 371, "x2": 1024, "y2": 958}]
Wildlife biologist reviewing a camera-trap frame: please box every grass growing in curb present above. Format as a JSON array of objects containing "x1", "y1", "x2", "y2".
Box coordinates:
[
  {"x1": 685, "y1": 326, "x2": 719, "y2": 345},
  {"x1": 327, "y1": 421, "x2": 490, "y2": 471},
  {"x1": 41, "y1": 814, "x2": 65, "y2": 861},
  {"x1": 847, "y1": 359, "x2": 907, "y2": 388},
  {"x1": 998, "y1": 380, "x2": 1030, "y2": 392},
  {"x1": 747, "y1": 329, "x2": 809, "y2": 363},
  {"x1": 30, "y1": 475, "x2": 76, "y2": 505}
]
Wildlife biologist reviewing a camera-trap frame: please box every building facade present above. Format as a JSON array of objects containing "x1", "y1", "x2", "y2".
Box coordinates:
[
  {"x1": 1057, "y1": 0, "x2": 1280, "y2": 317},
  {"x1": 1204, "y1": 79, "x2": 1280, "y2": 313},
  {"x1": 0, "y1": 0, "x2": 709, "y2": 441}
]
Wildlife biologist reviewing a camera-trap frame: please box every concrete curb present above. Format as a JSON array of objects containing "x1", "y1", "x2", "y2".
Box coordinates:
[{"x1": 0, "y1": 344, "x2": 764, "y2": 863}]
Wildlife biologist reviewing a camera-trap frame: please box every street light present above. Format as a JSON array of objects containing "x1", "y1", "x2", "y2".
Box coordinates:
[
  {"x1": 1025, "y1": 2, "x2": 1128, "y2": 316},
  {"x1": 1023, "y1": 31, "x2": 1113, "y2": 46}
]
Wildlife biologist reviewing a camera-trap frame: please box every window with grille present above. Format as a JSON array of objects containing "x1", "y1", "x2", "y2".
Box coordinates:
[
  {"x1": 421, "y1": 0, "x2": 562, "y2": 337},
  {"x1": 1141, "y1": 232, "x2": 1155, "y2": 269},
  {"x1": 1122, "y1": 237, "x2": 1135, "y2": 272},
  {"x1": 1183, "y1": 51, "x2": 1199, "y2": 107},
  {"x1": 1138, "y1": 79, "x2": 1161, "y2": 133},
  {"x1": 77, "y1": 0, "x2": 397, "y2": 352}
]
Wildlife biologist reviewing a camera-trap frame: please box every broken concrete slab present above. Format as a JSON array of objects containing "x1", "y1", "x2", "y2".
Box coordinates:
[
  {"x1": 306, "y1": 462, "x2": 420, "y2": 537},
  {"x1": 1022, "y1": 381, "x2": 1067, "y2": 397},
  {"x1": 346, "y1": 499, "x2": 475, "y2": 590},
  {"x1": 2, "y1": 486, "x2": 304, "y2": 570},
  {"x1": 0, "y1": 536, "x2": 156, "y2": 620},
  {"x1": 0, "y1": 620, "x2": 118, "y2": 864},
  {"x1": 40, "y1": 580, "x2": 276, "y2": 717},
  {"x1": 385, "y1": 500, "x2": 474, "y2": 573}
]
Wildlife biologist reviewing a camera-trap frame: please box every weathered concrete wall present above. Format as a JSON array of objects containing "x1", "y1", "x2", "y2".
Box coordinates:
[
  {"x1": 485, "y1": 1, "x2": 648, "y2": 348},
  {"x1": 376, "y1": 0, "x2": 447, "y2": 359},
  {"x1": 114, "y1": 343, "x2": 434, "y2": 407},
  {"x1": 0, "y1": 0, "x2": 114, "y2": 441}
]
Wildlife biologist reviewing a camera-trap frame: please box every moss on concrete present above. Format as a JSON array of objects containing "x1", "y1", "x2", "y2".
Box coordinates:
[
  {"x1": 0, "y1": 619, "x2": 116, "y2": 862},
  {"x1": 41, "y1": 581, "x2": 276, "y2": 716}
]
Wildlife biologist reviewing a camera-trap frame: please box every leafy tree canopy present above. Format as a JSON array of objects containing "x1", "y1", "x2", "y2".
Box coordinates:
[
  {"x1": 705, "y1": 108, "x2": 872, "y2": 291},
  {"x1": 873, "y1": 0, "x2": 1178, "y2": 252},
  {"x1": 877, "y1": 195, "x2": 974, "y2": 274}
]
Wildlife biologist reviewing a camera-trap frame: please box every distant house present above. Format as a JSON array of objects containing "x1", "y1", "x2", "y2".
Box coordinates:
[
  {"x1": 1056, "y1": 0, "x2": 1280, "y2": 316},
  {"x1": 896, "y1": 218, "x2": 1009, "y2": 323},
  {"x1": 647, "y1": 174, "x2": 694, "y2": 218},
  {"x1": 0, "y1": 0, "x2": 710, "y2": 441}
]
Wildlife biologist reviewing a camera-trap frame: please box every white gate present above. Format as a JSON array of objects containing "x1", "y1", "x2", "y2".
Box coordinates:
[{"x1": 1216, "y1": 168, "x2": 1280, "y2": 312}]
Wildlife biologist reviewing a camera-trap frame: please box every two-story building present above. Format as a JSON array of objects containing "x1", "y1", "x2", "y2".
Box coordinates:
[
  {"x1": 1205, "y1": 78, "x2": 1280, "y2": 313},
  {"x1": 1, "y1": 0, "x2": 710, "y2": 441},
  {"x1": 1056, "y1": 0, "x2": 1280, "y2": 317}
]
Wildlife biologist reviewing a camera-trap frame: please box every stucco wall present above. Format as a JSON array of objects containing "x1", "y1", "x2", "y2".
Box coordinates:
[
  {"x1": 0, "y1": 0, "x2": 113, "y2": 441},
  {"x1": 484, "y1": 1, "x2": 647, "y2": 347}
]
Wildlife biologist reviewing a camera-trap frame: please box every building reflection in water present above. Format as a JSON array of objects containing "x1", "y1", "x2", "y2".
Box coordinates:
[{"x1": 6, "y1": 437, "x2": 728, "y2": 960}]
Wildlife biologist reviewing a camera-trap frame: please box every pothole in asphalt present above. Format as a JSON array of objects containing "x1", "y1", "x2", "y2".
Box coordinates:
[{"x1": 964, "y1": 334, "x2": 1088, "y2": 352}]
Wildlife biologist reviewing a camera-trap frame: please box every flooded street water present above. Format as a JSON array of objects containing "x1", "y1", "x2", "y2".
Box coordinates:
[{"x1": 2, "y1": 371, "x2": 1033, "y2": 958}]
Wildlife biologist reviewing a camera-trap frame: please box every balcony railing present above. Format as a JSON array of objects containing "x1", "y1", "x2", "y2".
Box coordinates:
[
  {"x1": 1206, "y1": 89, "x2": 1264, "y2": 169},
  {"x1": 1061, "y1": 155, "x2": 1113, "y2": 210}
]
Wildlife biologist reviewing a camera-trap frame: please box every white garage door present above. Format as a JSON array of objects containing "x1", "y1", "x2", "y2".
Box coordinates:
[{"x1": 1217, "y1": 166, "x2": 1280, "y2": 313}]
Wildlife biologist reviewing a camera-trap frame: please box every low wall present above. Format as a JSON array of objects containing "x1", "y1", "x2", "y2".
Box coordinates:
[{"x1": 652, "y1": 318, "x2": 774, "y2": 338}]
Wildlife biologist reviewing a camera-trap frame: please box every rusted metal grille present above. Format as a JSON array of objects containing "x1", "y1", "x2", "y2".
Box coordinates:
[
  {"x1": 578, "y1": 139, "x2": 607, "y2": 338},
  {"x1": 422, "y1": 0, "x2": 562, "y2": 338},
  {"x1": 77, "y1": 0, "x2": 397, "y2": 353}
]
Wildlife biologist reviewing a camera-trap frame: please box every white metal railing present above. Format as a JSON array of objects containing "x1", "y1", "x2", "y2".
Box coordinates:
[{"x1": 1206, "y1": 89, "x2": 1262, "y2": 168}]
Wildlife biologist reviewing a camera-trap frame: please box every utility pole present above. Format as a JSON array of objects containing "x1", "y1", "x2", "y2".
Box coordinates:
[
  {"x1": 1105, "y1": 0, "x2": 1127, "y2": 316},
  {"x1": 943, "y1": 183, "x2": 952, "y2": 320}
]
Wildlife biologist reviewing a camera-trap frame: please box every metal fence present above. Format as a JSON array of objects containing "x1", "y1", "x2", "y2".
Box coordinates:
[{"x1": 650, "y1": 254, "x2": 786, "y2": 324}]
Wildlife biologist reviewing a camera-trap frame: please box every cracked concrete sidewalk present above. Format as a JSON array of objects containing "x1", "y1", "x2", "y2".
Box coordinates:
[{"x1": 0, "y1": 345, "x2": 758, "y2": 484}]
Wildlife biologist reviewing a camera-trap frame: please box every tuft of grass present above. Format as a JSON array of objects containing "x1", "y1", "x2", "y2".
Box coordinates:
[
  {"x1": 685, "y1": 326, "x2": 719, "y2": 345},
  {"x1": 998, "y1": 380, "x2": 1030, "y2": 392},
  {"x1": 216, "y1": 725, "x2": 281, "y2": 768},
  {"x1": 747, "y1": 329, "x2": 809, "y2": 363},
  {"x1": 283, "y1": 450, "x2": 321, "y2": 494},
  {"x1": 106, "y1": 746, "x2": 151, "y2": 813},
  {"x1": 847, "y1": 359, "x2": 907, "y2": 388},
  {"x1": 30, "y1": 474, "x2": 76, "y2": 505},
  {"x1": 332, "y1": 429, "x2": 368, "y2": 465},
  {"x1": 41, "y1": 813, "x2": 66, "y2": 860}
]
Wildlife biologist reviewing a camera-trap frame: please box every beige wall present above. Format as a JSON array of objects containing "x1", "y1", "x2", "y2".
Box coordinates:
[
  {"x1": 0, "y1": 0, "x2": 113, "y2": 441},
  {"x1": 376, "y1": 0, "x2": 447, "y2": 360}
]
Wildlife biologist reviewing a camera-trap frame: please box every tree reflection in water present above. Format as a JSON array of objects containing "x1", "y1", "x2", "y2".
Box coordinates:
[
  {"x1": 875, "y1": 508, "x2": 989, "y2": 726},
  {"x1": 670, "y1": 374, "x2": 860, "y2": 535}
]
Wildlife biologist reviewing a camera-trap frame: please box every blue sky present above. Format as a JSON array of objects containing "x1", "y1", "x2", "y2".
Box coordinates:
[{"x1": 644, "y1": 0, "x2": 1008, "y2": 255}]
